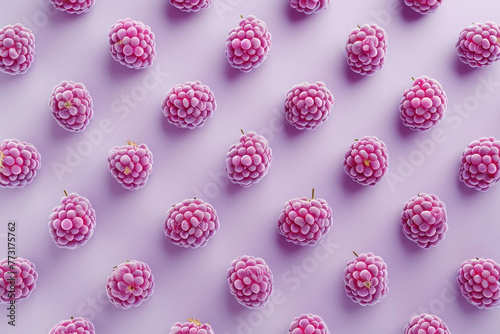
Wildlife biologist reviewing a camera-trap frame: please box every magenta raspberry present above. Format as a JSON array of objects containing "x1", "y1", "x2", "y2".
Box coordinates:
[
  {"x1": 49, "y1": 80, "x2": 93, "y2": 132},
  {"x1": 343, "y1": 136, "x2": 388, "y2": 186},
  {"x1": 225, "y1": 15, "x2": 272, "y2": 72},
  {"x1": 0, "y1": 138, "x2": 41, "y2": 188},
  {"x1": 227, "y1": 255, "x2": 273, "y2": 309},
  {"x1": 457, "y1": 258, "x2": 500, "y2": 309},
  {"x1": 49, "y1": 0, "x2": 95, "y2": 14},
  {"x1": 288, "y1": 0, "x2": 331, "y2": 14},
  {"x1": 108, "y1": 18, "x2": 156, "y2": 69},
  {"x1": 456, "y1": 22, "x2": 500, "y2": 68},
  {"x1": 0, "y1": 257, "x2": 38, "y2": 303},
  {"x1": 403, "y1": 0, "x2": 442, "y2": 14},
  {"x1": 346, "y1": 24, "x2": 387, "y2": 76},
  {"x1": 169, "y1": 318, "x2": 214, "y2": 334},
  {"x1": 162, "y1": 81, "x2": 217, "y2": 129},
  {"x1": 49, "y1": 317, "x2": 96, "y2": 334},
  {"x1": 284, "y1": 81, "x2": 334, "y2": 130},
  {"x1": 169, "y1": 0, "x2": 212, "y2": 12},
  {"x1": 288, "y1": 313, "x2": 330, "y2": 334},
  {"x1": 108, "y1": 140, "x2": 153, "y2": 190},
  {"x1": 404, "y1": 313, "x2": 450, "y2": 334},
  {"x1": 0, "y1": 24, "x2": 35, "y2": 75},
  {"x1": 458, "y1": 137, "x2": 500, "y2": 191}
]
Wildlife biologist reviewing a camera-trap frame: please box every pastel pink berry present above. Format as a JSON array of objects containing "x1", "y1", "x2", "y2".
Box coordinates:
[
  {"x1": 400, "y1": 76, "x2": 447, "y2": 132},
  {"x1": 458, "y1": 137, "x2": 500, "y2": 191},
  {"x1": 49, "y1": 191, "x2": 96, "y2": 249},
  {"x1": 403, "y1": 0, "x2": 442, "y2": 14},
  {"x1": 288, "y1": 0, "x2": 331, "y2": 14},
  {"x1": 457, "y1": 258, "x2": 500, "y2": 309},
  {"x1": 284, "y1": 81, "x2": 334, "y2": 130},
  {"x1": 108, "y1": 18, "x2": 156, "y2": 69},
  {"x1": 49, "y1": 80, "x2": 94, "y2": 132},
  {"x1": 277, "y1": 189, "x2": 333, "y2": 246},
  {"x1": 0, "y1": 257, "x2": 38, "y2": 303},
  {"x1": 346, "y1": 24, "x2": 387, "y2": 76},
  {"x1": 227, "y1": 255, "x2": 273, "y2": 309},
  {"x1": 456, "y1": 22, "x2": 500, "y2": 68},
  {"x1": 225, "y1": 130, "x2": 272, "y2": 187},
  {"x1": 225, "y1": 15, "x2": 272, "y2": 72},
  {"x1": 344, "y1": 252, "x2": 389, "y2": 306},
  {"x1": 404, "y1": 313, "x2": 450, "y2": 334},
  {"x1": 169, "y1": 318, "x2": 214, "y2": 334},
  {"x1": 343, "y1": 136, "x2": 389, "y2": 186},
  {"x1": 0, "y1": 24, "x2": 35, "y2": 75},
  {"x1": 401, "y1": 193, "x2": 447, "y2": 249},
  {"x1": 49, "y1": 0, "x2": 95, "y2": 14},
  {"x1": 169, "y1": 0, "x2": 212, "y2": 12},
  {"x1": 162, "y1": 81, "x2": 217, "y2": 129},
  {"x1": 108, "y1": 140, "x2": 153, "y2": 190},
  {"x1": 164, "y1": 198, "x2": 219, "y2": 248},
  {"x1": 288, "y1": 313, "x2": 330, "y2": 334},
  {"x1": 0, "y1": 138, "x2": 41, "y2": 188},
  {"x1": 106, "y1": 260, "x2": 155, "y2": 309},
  {"x1": 49, "y1": 317, "x2": 96, "y2": 334}
]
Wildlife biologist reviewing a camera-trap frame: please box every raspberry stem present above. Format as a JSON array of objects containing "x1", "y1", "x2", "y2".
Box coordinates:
[
  {"x1": 64, "y1": 101, "x2": 72, "y2": 108},
  {"x1": 188, "y1": 318, "x2": 203, "y2": 326},
  {"x1": 240, "y1": 129, "x2": 244, "y2": 135},
  {"x1": 127, "y1": 140, "x2": 137, "y2": 147},
  {"x1": 0, "y1": 151, "x2": 4, "y2": 169},
  {"x1": 240, "y1": 15, "x2": 243, "y2": 19},
  {"x1": 363, "y1": 160, "x2": 370, "y2": 167},
  {"x1": 311, "y1": 188, "x2": 315, "y2": 200},
  {"x1": 64, "y1": 190, "x2": 68, "y2": 197},
  {"x1": 363, "y1": 281, "x2": 371, "y2": 289},
  {"x1": 353, "y1": 251, "x2": 359, "y2": 257},
  {"x1": 411, "y1": 77, "x2": 415, "y2": 81},
  {"x1": 357, "y1": 25, "x2": 360, "y2": 28}
]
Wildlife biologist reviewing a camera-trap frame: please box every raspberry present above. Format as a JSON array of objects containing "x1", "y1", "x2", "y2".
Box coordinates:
[
  {"x1": 346, "y1": 24, "x2": 387, "y2": 76},
  {"x1": 108, "y1": 18, "x2": 156, "y2": 69},
  {"x1": 169, "y1": 318, "x2": 214, "y2": 334},
  {"x1": 0, "y1": 257, "x2": 38, "y2": 303},
  {"x1": 403, "y1": 0, "x2": 442, "y2": 14},
  {"x1": 169, "y1": 0, "x2": 212, "y2": 12},
  {"x1": 164, "y1": 198, "x2": 219, "y2": 248},
  {"x1": 343, "y1": 136, "x2": 389, "y2": 186},
  {"x1": 400, "y1": 76, "x2": 447, "y2": 132},
  {"x1": 401, "y1": 193, "x2": 447, "y2": 249},
  {"x1": 0, "y1": 139, "x2": 41, "y2": 188},
  {"x1": 227, "y1": 255, "x2": 273, "y2": 309},
  {"x1": 49, "y1": 80, "x2": 93, "y2": 132},
  {"x1": 344, "y1": 252, "x2": 389, "y2": 306},
  {"x1": 48, "y1": 191, "x2": 96, "y2": 249},
  {"x1": 288, "y1": 313, "x2": 330, "y2": 334},
  {"x1": 106, "y1": 260, "x2": 155, "y2": 309},
  {"x1": 49, "y1": 0, "x2": 95, "y2": 14},
  {"x1": 0, "y1": 24, "x2": 35, "y2": 75},
  {"x1": 277, "y1": 189, "x2": 333, "y2": 246},
  {"x1": 288, "y1": 0, "x2": 331, "y2": 14},
  {"x1": 456, "y1": 22, "x2": 500, "y2": 68},
  {"x1": 225, "y1": 130, "x2": 272, "y2": 187},
  {"x1": 225, "y1": 15, "x2": 272, "y2": 72},
  {"x1": 162, "y1": 81, "x2": 217, "y2": 129},
  {"x1": 108, "y1": 140, "x2": 153, "y2": 190},
  {"x1": 404, "y1": 313, "x2": 450, "y2": 334},
  {"x1": 49, "y1": 317, "x2": 96, "y2": 334},
  {"x1": 458, "y1": 137, "x2": 500, "y2": 191},
  {"x1": 284, "y1": 81, "x2": 334, "y2": 130},
  {"x1": 457, "y1": 258, "x2": 500, "y2": 309}
]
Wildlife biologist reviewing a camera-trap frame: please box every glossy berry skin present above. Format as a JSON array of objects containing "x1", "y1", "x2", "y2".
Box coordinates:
[
  {"x1": 169, "y1": 319, "x2": 214, "y2": 334},
  {"x1": 343, "y1": 136, "x2": 389, "y2": 186},
  {"x1": 404, "y1": 313, "x2": 450, "y2": 334},
  {"x1": 288, "y1": 0, "x2": 331, "y2": 14},
  {"x1": 458, "y1": 137, "x2": 500, "y2": 191},
  {"x1": 456, "y1": 22, "x2": 500, "y2": 68},
  {"x1": 0, "y1": 138, "x2": 41, "y2": 188},
  {"x1": 108, "y1": 141, "x2": 153, "y2": 190},
  {"x1": 49, "y1": 0, "x2": 95, "y2": 14},
  {"x1": 48, "y1": 317, "x2": 96, "y2": 334},
  {"x1": 346, "y1": 24, "x2": 387, "y2": 76},
  {"x1": 457, "y1": 258, "x2": 500, "y2": 309},
  {"x1": 288, "y1": 313, "x2": 330, "y2": 334},
  {"x1": 0, "y1": 257, "x2": 38, "y2": 303},
  {"x1": 0, "y1": 24, "x2": 35, "y2": 75},
  {"x1": 169, "y1": 0, "x2": 212, "y2": 12},
  {"x1": 403, "y1": 0, "x2": 442, "y2": 14}
]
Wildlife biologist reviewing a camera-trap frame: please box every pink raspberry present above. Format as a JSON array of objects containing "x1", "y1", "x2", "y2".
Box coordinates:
[
  {"x1": 346, "y1": 24, "x2": 387, "y2": 76},
  {"x1": 401, "y1": 193, "x2": 447, "y2": 249},
  {"x1": 225, "y1": 15, "x2": 272, "y2": 72},
  {"x1": 277, "y1": 189, "x2": 333, "y2": 246},
  {"x1": 169, "y1": 318, "x2": 214, "y2": 334},
  {"x1": 108, "y1": 140, "x2": 153, "y2": 190},
  {"x1": 288, "y1": 0, "x2": 331, "y2": 14},
  {"x1": 49, "y1": 80, "x2": 93, "y2": 132},
  {"x1": 106, "y1": 260, "x2": 155, "y2": 309},
  {"x1": 225, "y1": 130, "x2": 272, "y2": 187},
  {"x1": 284, "y1": 81, "x2": 334, "y2": 130},
  {"x1": 404, "y1": 313, "x2": 450, "y2": 334},
  {"x1": 48, "y1": 191, "x2": 96, "y2": 249},
  {"x1": 344, "y1": 252, "x2": 389, "y2": 306},
  {"x1": 0, "y1": 138, "x2": 41, "y2": 188},
  {"x1": 108, "y1": 18, "x2": 156, "y2": 69},
  {"x1": 169, "y1": 0, "x2": 212, "y2": 12},
  {"x1": 162, "y1": 81, "x2": 217, "y2": 129},
  {"x1": 0, "y1": 24, "x2": 35, "y2": 75},
  {"x1": 288, "y1": 313, "x2": 330, "y2": 334},
  {"x1": 49, "y1": 317, "x2": 96, "y2": 334},
  {"x1": 49, "y1": 0, "x2": 95, "y2": 14},
  {"x1": 0, "y1": 257, "x2": 38, "y2": 303},
  {"x1": 400, "y1": 76, "x2": 447, "y2": 132},
  {"x1": 403, "y1": 0, "x2": 442, "y2": 14},
  {"x1": 458, "y1": 137, "x2": 500, "y2": 191},
  {"x1": 458, "y1": 258, "x2": 500, "y2": 309},
  {"x1": 456, "y1": 22, "x2": 500, "y2": 68},
  {"x1": 343, "y1": 136, "x2": 389, "y2": 186},
  {"x1": 227, "y1": 255, "x2": 273, "y2": 309},
  {"x1": 164, "y1": 198, "x2": 219, "y2": 248}
]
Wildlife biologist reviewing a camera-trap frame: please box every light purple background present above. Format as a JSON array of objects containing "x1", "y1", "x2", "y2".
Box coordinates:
[{"x1": 1, "y1": 0, "x2": 500, "y2": 333}]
